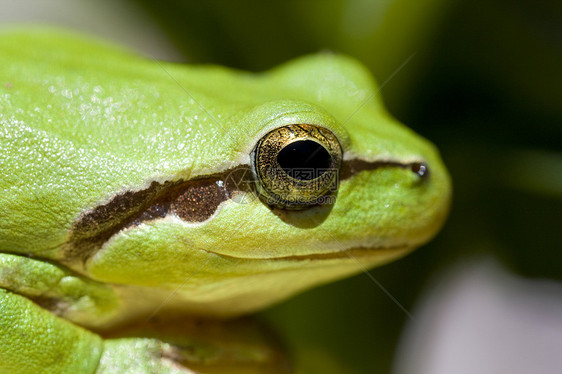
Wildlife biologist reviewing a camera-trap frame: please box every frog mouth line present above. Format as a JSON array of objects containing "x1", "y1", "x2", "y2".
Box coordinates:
[
  {"x1": 64, "y1": 159, "x2": 425, "y2": 265},
  {"x1": 198, "y1": 244, "x2": 412, "y2": 262}
]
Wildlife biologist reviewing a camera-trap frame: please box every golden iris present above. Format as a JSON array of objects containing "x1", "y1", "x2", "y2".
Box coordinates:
[{"x1": 251, "y1": 124, "x2": 343, "y2": 209}]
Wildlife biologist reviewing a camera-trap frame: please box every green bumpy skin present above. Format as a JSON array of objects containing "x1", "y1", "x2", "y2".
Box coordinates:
[{"x1": 0, "y1": 28, "x2": 450, "y2": 373}]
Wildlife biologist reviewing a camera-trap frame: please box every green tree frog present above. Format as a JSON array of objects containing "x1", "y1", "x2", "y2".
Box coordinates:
[{"x1": 0, "y1": 28, "x2": 450, "y2": 373}]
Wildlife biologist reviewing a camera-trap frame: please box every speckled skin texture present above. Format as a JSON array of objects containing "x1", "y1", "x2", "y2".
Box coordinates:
[{"x1": 0, "y1": 29, "x2": 450, "y2": 373}]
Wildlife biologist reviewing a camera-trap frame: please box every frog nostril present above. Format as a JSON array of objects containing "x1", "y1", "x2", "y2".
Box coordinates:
[{"x1": 411, "y1": 162, "x2": 429, "y2": 179}]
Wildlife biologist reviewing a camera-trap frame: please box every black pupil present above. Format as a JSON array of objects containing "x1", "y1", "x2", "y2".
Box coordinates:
[{"x1": 276, "y1": 140, "x2": 332, "y2": 180}]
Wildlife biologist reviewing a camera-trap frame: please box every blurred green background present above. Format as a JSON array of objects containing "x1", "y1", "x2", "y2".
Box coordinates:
[{"x1": 3, "y1": 0, "x2": 560, "y2": 372}]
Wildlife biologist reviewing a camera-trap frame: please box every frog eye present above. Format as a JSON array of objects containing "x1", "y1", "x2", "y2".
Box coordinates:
[{"x1": 251, "y1": 124, "x2": 343, "y2": 209}]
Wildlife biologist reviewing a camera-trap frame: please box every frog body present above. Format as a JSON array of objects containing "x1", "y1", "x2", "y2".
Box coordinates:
[{"x1": 0, "y1": 28, "x2": 450, "y2": 373}]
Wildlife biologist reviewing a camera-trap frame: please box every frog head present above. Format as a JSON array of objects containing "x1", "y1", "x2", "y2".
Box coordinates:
[{"x1": 1, "y1": 30, "x2": 450, "y2": 318}]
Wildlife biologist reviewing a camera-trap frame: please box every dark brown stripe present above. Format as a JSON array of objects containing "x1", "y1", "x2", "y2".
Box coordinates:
[
  {"x1": 341, "y1": 159, "x2": 428, "y2": 180},
  {"x1": 65, "y1": 166, "x2": 254, "y2": 264},
  {"x1": 64, "y1": 159, "x2": 425, "y2": 265}
]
